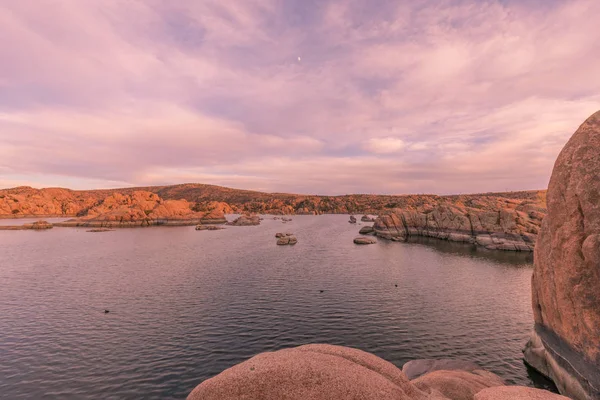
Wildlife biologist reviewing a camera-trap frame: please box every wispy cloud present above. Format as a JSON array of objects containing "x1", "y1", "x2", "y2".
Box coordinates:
[{"x1": 0, "y1": 0, "x2": 598, "y2": 194}]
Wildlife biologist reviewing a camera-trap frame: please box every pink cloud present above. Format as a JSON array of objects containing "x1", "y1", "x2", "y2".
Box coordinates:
[{"x1": 0, "y1": 0, "x2": 599, "y2": 194}]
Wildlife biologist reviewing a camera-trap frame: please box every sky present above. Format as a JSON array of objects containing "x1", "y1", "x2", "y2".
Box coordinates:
[{"x1": 0, "y1": 0, "x2": 599, "y2": 195}]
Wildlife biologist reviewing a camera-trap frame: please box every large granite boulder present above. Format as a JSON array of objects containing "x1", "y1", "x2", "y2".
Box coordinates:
[
  {"x1": 187, "y1": 345, "x2": 562, "y2": 400},
  {"x1": 187, "y1": 345, "x2": 437, "y2": 400},
  {"x1": 523, "y1": 110, "x2": 600, "y2": 400}
]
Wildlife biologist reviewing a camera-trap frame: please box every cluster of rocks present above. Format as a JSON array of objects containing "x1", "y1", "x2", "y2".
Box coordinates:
[
  {"x1": 187, "y1": 344, "x2": 567, "y2": 400},
  {"x1": 226, "y1": 215, "x2": 261, "y2": 226},
  {"x1": 195, "y1": 225, "x2": 225, "y2": 231},
  {"x1": 276, "y1": 232, "x2": 297, "y2": 245},
  {"x1": 50, "y1": 191, "x2": 229, "y2": 228},
  {"x1": 523, "y1": 110, "x2": 600, "y2": 400}
]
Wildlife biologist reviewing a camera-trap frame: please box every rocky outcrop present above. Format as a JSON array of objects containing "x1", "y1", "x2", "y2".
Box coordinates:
[
  {"x1": 354, "y1": 236, "x2": 377, "y2": 245},
  {"x1": 53, "y1": 191, "x2": 223, "y2": 228},
  {"x1": 373, "y1": 196, "x2": 544, "y2": 251},
  {"x1": 1, "y1": 184, "x2": 546, "y2": 219},
  {"x1": 187, "y1": 344, "x2": 564, "y2": 400},
  {"x1": 226, "y1": 215, "x2": 261, "y2": 226},
  {"x1": 523, "y1": 110, "x2": 600, "y2": 400},
  {"x1": 359, "y1": 226, "x2": 375, "y2": 235}
]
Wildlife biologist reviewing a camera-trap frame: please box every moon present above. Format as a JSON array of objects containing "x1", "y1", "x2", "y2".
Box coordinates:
[{"x1": 297, "y1": 56, "x2": 301, "y2": 62}]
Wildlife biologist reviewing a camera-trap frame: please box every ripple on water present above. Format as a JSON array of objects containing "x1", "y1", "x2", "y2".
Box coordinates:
[{"x1": 0, "y1": 215, "x2": 554, "y2": 399}]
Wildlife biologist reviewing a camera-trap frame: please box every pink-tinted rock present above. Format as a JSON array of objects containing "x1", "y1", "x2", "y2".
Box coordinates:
[
  {"x1": 524, "y1": 110, "x2": 600, "y2": 400},
  {"x1": 474, "y1": 387, "x2": 569, "y2": 400},
  {"x1": 227, "y1": 215, "x2": 261, "y2": 226},
  {"x1": 403, "y1": 359, "x2": 482, "y2": 380},
  {"x1": 187, "y1": 344, "x2": 437, "y2": 400},
  {"x1": 411, "y1": 370, "x2": 504, "y2": 400},
  {"x1": 373, "y1": 200, "x2": 540, "y2": 252}
]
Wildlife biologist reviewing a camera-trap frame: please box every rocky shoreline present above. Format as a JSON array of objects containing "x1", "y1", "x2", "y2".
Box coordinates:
[{"x1": 371, "y1": 199, "x2": 543, "y2": 251}]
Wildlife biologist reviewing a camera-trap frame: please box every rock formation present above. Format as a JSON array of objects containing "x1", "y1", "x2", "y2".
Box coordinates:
[
  {"x1": 186, "y1": 344, "x2": 567, "y2": 400},
  {"x1": 354, "y1": 236, "x2": 377, "y2": 245},
  {"x1": 372, "y1": 195, "x2": 544, "y2": 251},
  {"x1": 1, "y1": 184, "x2": 546, "y2": 230},
  {"x1": 403, "y1": 359, "x2": 483, "y2": 380},
  {"x1": 195, "y1": 225, "x2": 225, "y2": 231},
  {"x1": 226, "y1": 215, "x2": 261, "y2": 226},
  {"x1": 276, "y1": 235, "x2": 298, "y2": 245},
  {"x1": 0, "y1": 220, "x2": 53, "y2": 230},
  {"x1": 359, "y1": 226, "x2": 375, "y2": 235},
  {"x1": 54, "y1": 191, "x2": 223, "y2": 228},
  {"x1": 523, "y1": 110, "x2": 600, "y2": 400}
]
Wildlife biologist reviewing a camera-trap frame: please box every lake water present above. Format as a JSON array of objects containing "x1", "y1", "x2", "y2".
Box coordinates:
[{"x1": 0, "y1": 215, "x2": 555, "y2": 399}]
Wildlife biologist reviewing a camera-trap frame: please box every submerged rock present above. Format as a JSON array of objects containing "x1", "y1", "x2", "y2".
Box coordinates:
[
  {"x1": 523, "y1": 110, "x2": 600, "y2": 400},
  {"x1": 87, "y1": 228, "x2": 113, "y2": 233},
  {"x1": 354, "y1": 236, "x2": 377, "y2": 245},
  {"x1": 195, "y1": 225, "x2": 225, "y2": 231}
]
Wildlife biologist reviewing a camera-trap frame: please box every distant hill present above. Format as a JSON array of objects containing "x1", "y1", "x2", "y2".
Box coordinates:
[{"x1": 0, "y1": 183, "x2": 547, "y2": 217}]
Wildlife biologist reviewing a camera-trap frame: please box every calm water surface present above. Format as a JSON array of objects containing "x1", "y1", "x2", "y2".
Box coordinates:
[{"x1": 0, "y1": 215, "x2": 553, "y2": 399}]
